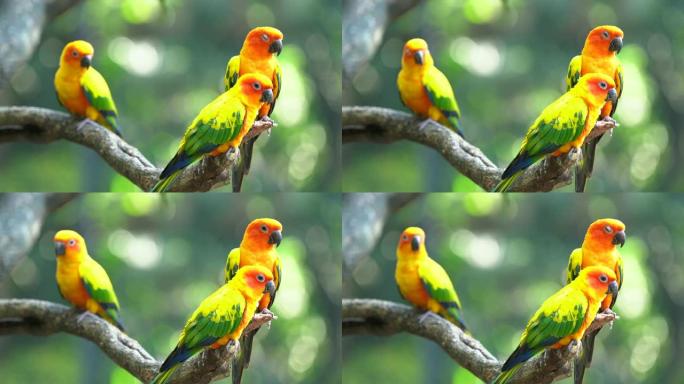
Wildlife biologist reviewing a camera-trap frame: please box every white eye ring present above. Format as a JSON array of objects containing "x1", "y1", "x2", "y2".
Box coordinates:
[
  {"x1": 602, "y1": 31, "x2": 610, "y2": 39},
  {"x1": 71, "y1": 50, "x2": 79, "y2": 57},
  {"x1": 256, "y1": 274, "x2": 265, "y2": 282},
  {"x1": 401, "y1": 235, "x2": 408, "y2": 241},
  {"x1": 253, "y1": 82, "x2": 261, "y2": 90},
  {"x1": 68, "y1": 239, "x2": 76, "y2": 246},
  {"x1": 261, "y1": 33, "x2": 269, "y2": 42},
  {"x1": 599, "y1": 82, "x2": 607, "y2": 89},
  {"x1": 604, "y1": 225, "x2": 613, "y2": 233},
  {"x1": 260, "y1": 225, "x2": 268, "y2": 233},
  {"x1": 599, "y1": 274, "x2": 608, "y2": 283}
]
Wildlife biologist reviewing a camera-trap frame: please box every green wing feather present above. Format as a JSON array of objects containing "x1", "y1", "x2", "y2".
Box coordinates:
[
  {"x1": 182, "y1": 93, "x2": 245, "y2": 157},
  {"x1": 81, "y1": 68, "x2": 121, "y2": 136},
  {"x1": 79, "y1": 257, "x2": 124, "y2": 330},
  {"x1": 225, "y1": 248, "x2": 241, "y2": 283},
  {"x1": 566, "y1": 248, "x2": 583, "y2": 284},
  {"x1": 418, "y1": 257, "x2": 466, "y2": 329},
  {"x1": 423, "y1": 66, "x2": 462, "y2": 135},
  {"x1": 224, "y1": 55, "x2": 240, "y2": 91},
  {"x1": 566, "y1": 55, "x2": 582, "y2": 91}
]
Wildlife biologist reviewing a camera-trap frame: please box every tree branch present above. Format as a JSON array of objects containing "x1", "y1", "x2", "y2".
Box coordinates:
[
  {"x1": 0, "y1": 106, "x2": 275, "y2": 191},
  {"x1": 0, "y1": 193, "x2": 77, "y2": 281},
  {"x1": 342, "y1": 298, "x2": 618, "y2": 384},
  {"x1": 0, "y1": 299, "x2": 276, "y2": 384},
  {"x1": 342, "y1": 106, "x2": 586, "y2": 191}
]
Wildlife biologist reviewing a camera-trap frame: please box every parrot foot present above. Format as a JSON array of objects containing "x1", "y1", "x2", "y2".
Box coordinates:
[
  {"x1": 226, "y1": 339, "x2": 240, "y2": 353},
  {"x1": 75, "y1": 310, "x2": 96, "y2": 324},
  {"x1": 226, "y1": 146, "x2": 240, "y2": 162},
  {"x1": 568, "y1": 339, "x2": 582, "y2": 354},
  {"x1": 260, "y1": 116, "x2": 275, "y2": 125},
  {"x1": 568, "y1": 146, "x2": 582, "y2": 162},
  {"x1": 417, "y1": 311, "x2": 439, "y2": 324},
  {"x1": 418, "y1": 118, "x2": 438, "y2": 131},
  {"x1": 76, "y1": 118, "x2": 96, "y2": 131}
]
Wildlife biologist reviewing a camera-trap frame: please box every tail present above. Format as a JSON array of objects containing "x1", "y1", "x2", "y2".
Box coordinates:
[
  {"x1": 494, "y1": 171, "x2": 522, "y2": 192},
  {"x1": 446, "y1": 115, "x2": 465, "y2": 138},
  {"x1": 106, "y1": 312, "x2": 126, "y2": 332},
  {"x1": 231, "y1": 329, "x2": 258, "y2": 384},
  {"x1": 493, "y1": 364, "x2": 522, "y2": 384},
  {"x1": 152, "y1": 151, "x2": 195, "y2": 192},
  {"x1": 103, "y1": 112, "x2": 123, "y2": 137},
  {"x1": 100, "y1": 306, "x2": 125, "y2": 332},
  {"x1": 573, "y1": 329, "x2": 600, "y2": 384},
  {"x1": 574, "y1": 135, "x2": 603, "y2": 192},
  {"x1": 445, "y1": 306, "x2": 468, "y2": 332},
  {"x1": 150, "y1": 364, "x2": 180, "y2": 384},
  {"x1": 231, "y1": 136, "x2": 258, "y2": 192},
  {"x1": 495, "y1": 152, "x2": 539, "y2": 192}
]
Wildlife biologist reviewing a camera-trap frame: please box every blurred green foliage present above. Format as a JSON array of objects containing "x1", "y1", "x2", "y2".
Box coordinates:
[
  {"x1": 0, "y1": 193, "x2": 341, "y2": 383},
  {"x1": 343, "y1": 0, "x2": 684, "y2": 192},
  {"x1": 343, "y1": 193, "x2": 684, "y2": 383},
  {"x1": 0, "y1": 0, "x2": 341, "y2": 192}
]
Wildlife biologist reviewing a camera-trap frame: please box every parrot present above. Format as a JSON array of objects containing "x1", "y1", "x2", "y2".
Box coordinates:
[
  {"x1": 567, "y1": 26, "x2": 624, "y2": 192},
  {"x1": 224, "y1": 26, "x2": 283, "y2": 192},
  {"x1": 151, "y1": 265, "x2": 276, "y2": 384},
  {"x1": 495, "y1": 73, "x2": 618, "y2": 192},
  {"x1": 152, "y1": 73, "x2": 274, "y2": 192},
  {"x1": 225, "y1": 218, "x2": 282, "y2": 384},
  {"x1": 53, "y1": 229, "x2": 125, "y2": 331},
  {"x1": 567, "y1": 218, "x2": 625, "y2": 384},
  {"x1": 394, "y1": 226, "x2": 467, "y2": 330},
  {"x1": 494, "y1": 266, "x2": 619, "y2": 384},
  {"x1": 54, "y1": 40, "x2": 123, "y2": 137},
  {"x1": 397, "y1": 38, "x2": 464, "y2": 137}
]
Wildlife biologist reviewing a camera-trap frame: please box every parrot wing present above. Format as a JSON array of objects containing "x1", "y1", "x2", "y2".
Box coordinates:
[
  {"x1": 225, "y1": 247, "x2": 241, "y2": 283},
  {"x1": 611, "y1": 62, "x2": 623, "y2": 116},
  {"x1": 418, "y1": 257, "x2": 466, "y2": 328},
  {"x1": 81, "y1": 68, "x2": 121, "y2": 136},
  {"x1": 566, "y1": 55, "x2": 582, "y2": 91},
  {"x1": 423, "y1": 67, "x2": 462, "y2": 135},
  {"x1": 566, "y1": 248, "x2": 583, "y2": 284},
  {"x1": 79, "y1": 258, "x2": 124, "y2": 330},
  {"x1": 615, "y1": 255, "x2": 623, "y2": 300},
  {"x1": 224, "y1": 55, "x2": 240, "y2": 91}
]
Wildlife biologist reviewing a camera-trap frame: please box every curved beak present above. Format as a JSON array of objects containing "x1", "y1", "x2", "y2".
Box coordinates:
[
  {"x1": 264, "y1": 280, "x2": 276, "y2": 297},
  {"x1": 261, "y1": 88, "x2": 274, "y2": 103},
  {"x1": 413, "y1": 50, "x2": 424, "y2": 65},
  {"x1": 606, "y1": 88, "x2": 618, "y2": 103},
  {"x1": 608, "y1": 281, "x2": 619, "y2": 304},
  {"x1": 80, "y1": 55, "x2": 92, "y2": 68},
  {"x1": 269, "y1": 39, "x2": 283, "y2": 56},
  {"x1": 609, "y1": 37, "x2": 623, "y2": 53},
  {"x1": 268, "y1": 230, "x2": 282, "y2": 247},
  {"x1": 612, "y1": 230, "x2": 626, "y2": 247},
  {"x1": 54, "y1": 241, "x2": 65, "y2": 256},
  {"x1": 411, "y1": 236, "x2": 421, "y2": 251}
]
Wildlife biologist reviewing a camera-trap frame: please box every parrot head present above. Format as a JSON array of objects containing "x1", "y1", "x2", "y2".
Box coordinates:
[
  {"x1": 586, "y1": 218, "x2": 626, "y2": 249},
  {"x1": 243, "y1": 218, "x2": 283, "y2": 249},
  {"x1": 402, "y1": 38, "x2": 433, "y2": 68},
  {"x1": 54, "y1": 229, "x2": 88, "y2": 260},
  {"x1": 585, "y1": 25, "x2": 624, "y2": 55},
  {"x1": 581, "y1": 265, "x2": 619, "y2": 303},
  {"x1": 60, "y1": 40, "x2": 95, "y2": 69},
  {"x1": 576, "y1": 73, "x2": 616, "y2": 105},
  {"x1": 237, "y1": 73, "x2": 274, "y2": 107},
  {"x1": 397, "y1": 226, "x2": 426, "y2": 255},
  {"x1": 244, "y1": 26, "x2": 284, "y2": 57},
  {"x1": 238, "y1": 265, "x2": 276, "y2": 298}
]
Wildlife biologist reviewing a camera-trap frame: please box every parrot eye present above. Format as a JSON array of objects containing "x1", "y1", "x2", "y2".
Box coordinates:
[
  {"x1": 252, "y1": 82, "x2": 261, "y2": 90},
  {"x1": 71, "y1": 50, "x2": 79, "y2": 57},
  {"x1": 261, "y1": 33, "x2": 269, "y2": 42},
  {"x1": 260, "y1": 225, "x2": 268, "y2": 233},
  {"x1": 602, "y1": 31, "x2": 610, "y2": 39},
  {"x1": 604, "y1": 225, "x2": 613, "y2": 233},
  {"x1": 598, "y1": 81, "x2": 607, "y2": 90},
  {"x1": 401, "y1": 234, "x2": 408, "y2": 241},
  {"x1": 256, "y1": 274, "x2": 265, "y2": 282},
  {"x1": 68, "y1": 239, "x2": 76, "y2": 246},
  {"x1": 599, "y1": 274, "x2": 608, "y2": 283}
]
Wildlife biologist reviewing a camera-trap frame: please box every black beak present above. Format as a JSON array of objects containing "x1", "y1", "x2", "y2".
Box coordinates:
[
  {"x1": 608, "y1": 281, "x2": 619, "y2": 304},
  {"x1": 609, "y1": 37, "x2": 623, "y2": 53},
  {"x1": 413, "y1": 50, "x2": 424, "y2": 65},
  {"x1": 264, "y1": 280, "x2": 276, "y2": 297},
  {"x1": 269, "y1": 39, "x2": 283, "y2": 56},
  {"x1": 612, "y1": 230, "x2": 626, "y2": 247},
  {"x1": 411, "y1": 236, "x2": 421, "y2": 251},
  {"x1": 268, "y1": 230, "x2": 282, "y2": 247},
  {"x1": 80, "y1": 55, "x2": 92, "y2": 68},
  {"x1": 606, "y1": 88, "x2": 618, "y2": 103},
  {"x1": 261, "y1": 88, "x2": 274, "y2": 103},
  {"x1": 54, "y1": 241, "x2": 65, "y2": 256}
]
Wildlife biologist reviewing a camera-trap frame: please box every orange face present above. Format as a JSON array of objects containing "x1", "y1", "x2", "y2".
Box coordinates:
[
  {"x1": 54, "y1": 229, "x2": 87, "y2": 259},
  {"x1": 397, "y1": 226, "x2": 425, "y2": 254},
  {"x1": 581, "y1": 73, "x2": 617, "y2": 102},
  {"x1": 245, "y1": 26, "x2": 284, "y2": 56},
  {"x1": 587, "y1": 218, "x2": 626, "y2": 248},
  {"x1": 237, "y1": 73, "x2": 275, "y2": 105},
  {"x1": 584, "y1": 265, "x2": 619, "y2": 298},
  {"x1": 244, "y1": 218, "x2": 283, "y2": 248},
  {"x1": 60, "y1": 40, "x2": 95, "y2": 68},
  {"x1": 586, "y1": 25, "x2": 624, "y2": 54},
  {"x1": 240, "y1": 265, "x2": 276, "y2": 296},
  {"x1": 402, "y1": 38, "x2": 430, "y2": 66}
]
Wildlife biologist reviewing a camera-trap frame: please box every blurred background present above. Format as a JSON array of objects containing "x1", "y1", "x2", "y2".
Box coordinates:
[
  {"x1": 343, "y1": 193, "x2": 684, "y2": 383},
  {"x1": 343, "y1": 0, "x2": 684, "y2": 192},
  {"x1": 0, "y1": 0, "x2": 341, "y2": 192},
  {"x1": 0, "y1": 193, "x2": 341, "y2": 383}
]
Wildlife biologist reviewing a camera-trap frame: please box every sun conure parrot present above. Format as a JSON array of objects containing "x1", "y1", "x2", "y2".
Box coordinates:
[
  {"x1": 397, "y1": 38, "x2": 464, "y2": 137},
  {"x1": 224, "y1": 26, "x2": 283, "y2": 192},
  {"x1": 225, "y1": 218, "x2": 282, "y2": 384},
  {"x1": 567, "y1": 218, "x2": 625, "y2": 384},
  {"x1": 151, "y1": 265, "x2": 276, "y2": 384},
  {"x1": 54, "y1": 40, "x2": 122, "y2": 137},
  {"x1": 53, "y1": 230, "x2": 125, "y2": 331},
  {"x1": 395, "y1": 227, "x2": 467, "y2": 330},
  {"x1": 495, "y1": 73, "x2": 618, "y2": 192},
  {"x1": 567, "y1": 26, "x2": 624, "y2": 192},
  {"x1": 152, "y1": 73, "x2": 274, "y2": 192},
  {"x1": 494, "y1": 266, "x2": 619, "y2": 384}
]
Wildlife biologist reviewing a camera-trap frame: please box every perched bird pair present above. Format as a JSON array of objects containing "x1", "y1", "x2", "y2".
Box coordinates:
[
  {"x1": 495, "y1": 26, "x2": 624, "y2": 191},
  {"x1": 495, "y1": 218, "x2": 625, "y2": 384}
]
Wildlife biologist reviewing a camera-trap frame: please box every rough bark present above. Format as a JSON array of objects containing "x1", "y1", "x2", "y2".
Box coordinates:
[
  {"x1": 343, "y1": 298, "x2": 618, "y2": 384},
  {"x1": 0, "y1": 298, "x2": 276, "y2": 384},
  {"x1": 0, "y1": 106, "x2": 275, "y2": 191}
]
